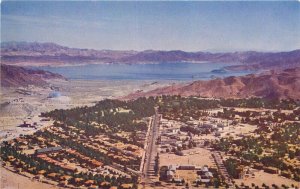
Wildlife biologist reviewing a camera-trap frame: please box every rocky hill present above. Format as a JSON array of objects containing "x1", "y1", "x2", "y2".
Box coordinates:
[
  {"x1": 1, "y1": 42, "x2": 300, "y2": 70},
  {"x1": 125, "y1": 68, "x2": 300, "y2": 99},
  {"x1": 1, "y1": 64, "x2": 66, "y2": 87}
]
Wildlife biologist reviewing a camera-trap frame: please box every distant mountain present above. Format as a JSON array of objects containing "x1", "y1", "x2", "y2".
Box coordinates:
[
  {"x1": 1, "y1": 64, "x2": 66, "y2": 87},
  {"x1": 1, "y1": 42, "x2": 300, "y2": 70},
  {"x1": 224, "y1": 50, "x2": 300, "y2": 71},
  {"x1": 125, "y1": 68, "x2": 300, "y2": 99},
  {"x1": 1, "y1": 41, "x2": 137, "y2": 65}
]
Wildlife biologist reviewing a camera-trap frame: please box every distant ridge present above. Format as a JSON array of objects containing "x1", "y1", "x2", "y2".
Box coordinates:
[
  {"x1": 1, "y1": 64, "x2": 66, "y2": 87},
  {"x1": 125, "y1": 68, "x2": 300, "y2": 100},
  {"x1": 1, "y1": 41, "x2": 137, "y2": 65},
  {"x1": 1, "y1": 42, "x2": 300, "y2": 70}
]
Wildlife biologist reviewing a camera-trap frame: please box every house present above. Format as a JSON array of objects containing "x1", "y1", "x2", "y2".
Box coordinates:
[
  {"x1": 47, "y1": 173, "x2": 58, "y2": 179},
  {"x1": 59, "y1": 180, "x2": 68, "y2": 187},
  {"x1": 84, "y1": 180, "x2": 94, "y2": 186},
  {"x1": 60, "y1": 175, "x2": 72, "y2": 181},
  {"x1": 100, "y1": 181, "x2": 110, "y2": 187},
  {"x1": 38, "y1": 170, "x2": 46, "y2": 175},
  {"x1": 120, "y1": 183, "x2": 133, "y2": 189},
  {"x1": 89, "y1": 185, "x2": 98, "y2": 189}
]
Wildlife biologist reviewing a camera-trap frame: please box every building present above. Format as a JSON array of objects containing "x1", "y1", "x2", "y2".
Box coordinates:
[
  {"x1": 166, "y1": 170, "x2": 175, "y2": 180},
  {"x1": 173, "y1": 178, "x2": 184, "y2": 185},
  {"x1": 35, "y1": 146, "x2": 63, "y2": 155},
  {"x1": 178, "y1": 165, "x2": 195, "y2": 170},
  {"x1": 196, "y1": 166, "x2": 213, "y2": 184}
]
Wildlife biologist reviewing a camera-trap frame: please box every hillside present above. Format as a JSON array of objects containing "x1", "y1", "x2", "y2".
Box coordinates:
[
  {"x1": 1, "y1": 64, "x2": 66, "y2": 87},
  {"x1": 125, "y1": 68, "x2": 300, "y2": 99},
  {"x1": 1, "y1": 42, "x2": 300, "y2": 70}
]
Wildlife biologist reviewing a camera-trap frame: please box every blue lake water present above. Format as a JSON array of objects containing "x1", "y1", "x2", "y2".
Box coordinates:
[{"x1": 37, "y1": 62, "x2": 253, "y2": 81}]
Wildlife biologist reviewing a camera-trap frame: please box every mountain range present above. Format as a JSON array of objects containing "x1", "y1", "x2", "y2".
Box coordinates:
[
  {"x1": 2, "y1": 42, "x2": 300, "y2": 70},
  {"x1": 1, "y1": 42, "x2": 300, "y2": 99},
  {"x1": 125, "y1": 68, "x2": 300, "y2": 100}
]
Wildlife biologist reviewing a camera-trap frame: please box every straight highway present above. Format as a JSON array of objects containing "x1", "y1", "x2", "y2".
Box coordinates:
[{"x1": 141, "y1": 107, "x2": 160, "y2": 186}]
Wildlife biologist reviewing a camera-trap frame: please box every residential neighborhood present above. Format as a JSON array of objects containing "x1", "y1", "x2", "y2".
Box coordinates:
[{"x1": 1, "y1": 97, "x2": 300, "y2": 189}]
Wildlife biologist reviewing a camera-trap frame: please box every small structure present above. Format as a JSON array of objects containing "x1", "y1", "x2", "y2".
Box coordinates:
[
  {"x1": 196, "y1": 166, "x2": 213, "y2": 184},
  {"x1": 263, "y1": 166, "x2": 278, "y2": 174},
  {"x1": 38, "y1": 170, "x2": 46, "y2": 175},
  {"x1": 178, "y1": 165, "x2": 195, "y2": 170},
  {"x1": 166, "y1": 170, "x2": 175, "y2": 180},
  {"x1": 48, "y1": 91, "x2": 61, "y2": 98},
  {"x1": 120, "y1": 184, "x2": 133, "y2": 189},
  {"x1": 19, "y1": 121, "x2": 32, "y2": 128},
  {"x1": 173, "y1": 178, "x2": 184, "y2": 185},
  {"x1": 35, "y1": 146, "x2": 63, "y2": 155}
]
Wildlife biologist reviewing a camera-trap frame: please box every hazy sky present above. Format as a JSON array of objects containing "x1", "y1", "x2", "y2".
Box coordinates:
[{"x1": 1, "y1": 1, "x2": 300, "y2": 51}]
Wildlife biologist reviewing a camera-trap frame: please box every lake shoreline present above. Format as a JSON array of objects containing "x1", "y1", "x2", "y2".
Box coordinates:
[
  {"x1": 4, "y1": 60, "x2": 242, "y2": 67},
  {"x1": 29, "y1": 62, "x2": 254, "y2": 81}
]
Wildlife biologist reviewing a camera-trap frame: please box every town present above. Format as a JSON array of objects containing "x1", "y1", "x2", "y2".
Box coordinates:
[{"x1": 1, "y1": 96, "x2": 300, "y2": 189}]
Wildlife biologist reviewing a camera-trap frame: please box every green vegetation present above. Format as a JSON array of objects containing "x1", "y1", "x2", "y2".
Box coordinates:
[
  {"x1": 42, "y1": 98, "x2": 157, "y2": 147},
  {"x1": 219, "y1": 98, "x2": 298, "y2": 110},
  {"x1": 224, "y1": 158, "x2": 242, "y2": 179},
  {"x1": 213, "y1": 122, "x2": 300, "y2": 181},
  {"x1": 1, "y1": 144, "x2": 137, "y2": 188},
  {"x1": 158, "y1": 96, "x2": 299, "y2": 121},
  {"x1": 2, "y1": 95, "x2": 299, "y2": 188}
]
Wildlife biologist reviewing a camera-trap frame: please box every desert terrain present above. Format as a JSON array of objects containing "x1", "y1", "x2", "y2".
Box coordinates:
[
  {"x1": 0, "y1": 79, "x2": 171, "y2": 138},
  {"x1": 0, "y1": 79, "x2": 173, "y2": 189}
]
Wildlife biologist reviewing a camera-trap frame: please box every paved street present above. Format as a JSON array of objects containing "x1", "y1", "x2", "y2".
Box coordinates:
[{"x1": 141, "y1": 107, "x2": 160, "y2": 186}]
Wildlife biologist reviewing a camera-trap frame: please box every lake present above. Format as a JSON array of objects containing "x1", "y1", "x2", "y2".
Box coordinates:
[{"x1": 38, "y1": 62, "x2": 253, "y2": 81}]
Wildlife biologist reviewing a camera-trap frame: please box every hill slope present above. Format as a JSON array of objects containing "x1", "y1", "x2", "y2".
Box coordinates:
[
  {"x1": 1, "y1": 64, "x2": 66, "y2": 87},
  {"x1": 126, "y1": 68, "x2": 300, "y2": 99}
]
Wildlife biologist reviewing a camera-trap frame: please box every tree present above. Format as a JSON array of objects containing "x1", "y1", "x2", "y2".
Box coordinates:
[
  {"x1": 289, "y1": 151, "x2": 295, "y2": 159},
  {"x1": 213, "y1": 178, "x2": 220, "y2": 188}
]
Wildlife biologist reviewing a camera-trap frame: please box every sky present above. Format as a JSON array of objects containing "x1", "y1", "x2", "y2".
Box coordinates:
[{"x1": 1, "y1": 1, "x2": 300, "y2": 52}]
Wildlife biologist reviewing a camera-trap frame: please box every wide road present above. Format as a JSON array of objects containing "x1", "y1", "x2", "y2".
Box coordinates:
[{"x1": 142, "y1": 107, "x2": 160, "y2": 185}]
